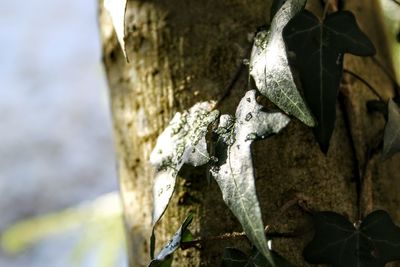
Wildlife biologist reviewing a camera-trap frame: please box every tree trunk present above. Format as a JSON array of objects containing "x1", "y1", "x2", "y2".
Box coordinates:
[{"x1": 99, "y1": 0, "x2": 399, "y2": 266}]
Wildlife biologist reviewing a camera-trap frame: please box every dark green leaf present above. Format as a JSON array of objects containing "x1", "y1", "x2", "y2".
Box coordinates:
[
  {"x1": 304, "y1": 210, "x2": 400, "y2": 267},
  {"x1": 283, "y1": 10, "x2": 375, "y2": 153},
  {"x1": 148, "y1": 257, "x2": 173, "y2": 267},
  {"x1": 383, "y1": 99, "x2": 400, "y2": 158},
  {"x1": 181, "y1": 228, "x2": 194, "y2": 243},
  {"x1": 221, "y1": 247, "x2": 297, "y2": 267},
  {"x1": 250, "y1": 0, "x2": 315, "y2": 127},
  {"x1": 148, "y1": 214, "x2": 193, "y2": 267},
  {"x1": 211, "y1": 90, "x2": 290, "y2": 264}
]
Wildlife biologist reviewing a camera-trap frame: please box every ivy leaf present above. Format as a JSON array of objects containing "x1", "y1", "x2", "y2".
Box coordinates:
[
  {"x1": 104, "y1": 0, "x2": 128, "y2": 60},
  {"x1": 150, "y1": 102, "x2": 219, "y2": 226},
  {"x1": 221, "y1": 247, "x2": 297, "y2": 267},
  {"x1": 283, "y1": 10, "x2": 376, "y2": 153},
  {"x1": 211, "y1": 90, "x2": 290, "y2": 264},
  {"x1": 250, "y1": 0, "x2": 315, "y2": 127},
  {"x1": 304, "y1": 210, "x2": 400, "y2": 267},
  {"x1": 270, "y1": 0, "x2": 287, "y2": 20},
  {"x1": 383, "y1": 99, "x2": 400, "y2": 158},
  {"x1": 148, "y1": 214, "x2": 193, "y2": 267}
]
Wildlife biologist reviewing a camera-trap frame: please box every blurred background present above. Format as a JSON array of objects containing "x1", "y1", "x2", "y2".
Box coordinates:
[{"x1": 0, "y1": 0, "x2": 126, "y2": 266}]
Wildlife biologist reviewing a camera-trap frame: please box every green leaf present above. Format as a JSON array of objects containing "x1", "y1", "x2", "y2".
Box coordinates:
[
  {"x1": 150, "y1": 102, "x2": 219, "y2": 226},
  {"x1": 283, "y1": 10, "x2": 375, "y2": 153},
  {"x1": 148, "y1": 257, "x2": 173, "y2": 267},
  {"x1": 383, "y1": 99, "x2": 400, "y2": 158},
  {"x1": 181, "y1": 229, "x2": 194, "y2": 243},
  {"x1": 150, "y1": 229, "x2": 156, "y2": 259},
  {"x1": 221, "y1": 247, "x2": 297, "y2": 267},
  {"x1": 250, "y1": 0, "x2": 315, "y2": 127},
  {"x1": 211, "y1": 90, "x2": 290, "y2": 264},
  {"x1": 104, "y1": 0, "x2": 128, "y2": 60},
  {"x1": 148, "y1": 214, "x2": 193, "y2": 267},
  {"x1": 304, "y1": 210, "x2": 400, "y2": 267}
]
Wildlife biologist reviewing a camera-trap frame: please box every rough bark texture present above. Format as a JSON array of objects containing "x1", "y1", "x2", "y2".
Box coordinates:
[{"x1": 99, "y1": 0, "x2": 400, "y2": 266}]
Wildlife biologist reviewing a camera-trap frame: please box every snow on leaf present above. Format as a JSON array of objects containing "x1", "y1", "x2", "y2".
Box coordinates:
[
  {"x1": 211, "y1": 90, "x2": 290, "y2": 265},
  {"x1": 148, "y1": 214, "x2": 193, "y2": 267},
  {"x1": 150, "y1": 101, "x2": 219, "y2": 226},
  {"x1": 304, "y1": 210, "x2": 400, "y2": 267},
  {"x1": 249, "y1": 0, "x2": 314, "y2": 127},
  {"x1": 383, "y1": 99, "x2": 400, "y2": 158},
  {"x1": 104, "y1": 0, "x2": 128, "y2": 60},
  {"x1": 283, "y1": 10, "x2": 375, "y2": 153}
]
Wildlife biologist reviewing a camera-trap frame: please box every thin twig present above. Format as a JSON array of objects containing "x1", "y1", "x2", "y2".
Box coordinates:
[
  {"x1": 343, "y1": 69, "x2": 384, "y2": 101},
  {"x1": 338, "y1": 92, "x2": 363, "y2": 220},
  {"x1": 358, "y1": 141, "x2": 383, "y2": 218},
  {"x1": 180, "y1": 229, "x2": 304, "y2": 250},
  {"x1": 322, "y1": 0, "x2": 331, "y2": 19},
  {"x1": 181, "y1": 194, "x2": 314, "y2": 250},
  {"x1": 215, "y1": 63, "x2": 245, "y2": 108},
  {"x1": 215, "y1": 42, "x2": 253, "y2": 109},
  {"x1": 321, "y1": 0, "x2": 338, "y2": 19},
  {"x1": 370, "y1": 56, "x2": 400, "y2": 97}
]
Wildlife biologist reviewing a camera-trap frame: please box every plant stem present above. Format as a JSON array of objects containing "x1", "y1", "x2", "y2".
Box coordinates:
[
  {"x1": 370, "y1": 56, "x2": 400, "y2": 97},
  {"x1": 180, "y1": 229, "x2": 305, "y2": 250},
  {"x1": 215, "y1": 42, "x2": 253, "y2": 109},
  {"x1": 338, "y1": 92, "x2": 363, "y2": 220},
  {"x1": 343, "y1": 69, "x2": 384, "y2": 101}
]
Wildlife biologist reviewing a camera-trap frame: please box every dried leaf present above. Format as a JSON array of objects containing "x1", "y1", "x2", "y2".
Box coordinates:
[
  {"x1": 104, "y1": 0, "x2": 128, "y2": 60},
  {"x1": 250, "y1": 0, "x2": 314, "y2": 127},
  {"x1": 211, "y1": 90, "x2": 290, "y2": 264},
  {"x1": 383, "y1": 99, "x2": 400, "y2": 158},
  {"x1": 283, "y1": 10, "x2": 375, "y2": 152},
  {"x1": 304, "y1": 210, "x2": 400, "y2": 267},
  {"x1": 148, "y1": 214, "x2": 193, "y2": 267},
  {"x1": 150, "y1": 102, "x2": 219, "y2": 226}
]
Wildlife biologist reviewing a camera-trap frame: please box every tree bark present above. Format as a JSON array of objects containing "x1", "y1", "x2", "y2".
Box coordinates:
[{"x1": 99, "y1": 0, "x2": 400, "y2": 266}]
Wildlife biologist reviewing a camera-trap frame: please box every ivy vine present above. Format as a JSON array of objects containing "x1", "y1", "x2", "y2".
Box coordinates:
[{"x1": 106, "y1": 0, "x2": 400, "y2": 266}]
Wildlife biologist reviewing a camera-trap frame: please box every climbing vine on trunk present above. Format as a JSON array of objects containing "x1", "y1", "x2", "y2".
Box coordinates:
[{"x1": 104, "y1": 0, "x2": 400, "y2": 266}]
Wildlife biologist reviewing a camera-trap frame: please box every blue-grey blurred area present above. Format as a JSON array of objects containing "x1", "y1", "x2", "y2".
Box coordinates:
[{"x1": 0, "y1": 0, "x2": 124, "y2": 266}]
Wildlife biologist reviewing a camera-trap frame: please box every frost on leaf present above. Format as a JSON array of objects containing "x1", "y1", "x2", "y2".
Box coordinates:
[
  {"x1": 210, "y1": 90, "x2": 290, "y2": 264},
  {"x1": 249, "y1": 0, "x2": 314, "y2": 127},
  {"x1": 104, "y1": 0, "x2": 128, "y2": 60},
  {"x1": 383, "y1": 99, "x2": 400, "y2": 159},
  {"x1": 150, "y1": 101, "x2": 219, "y2": 226},
  {"x1": 148, "y1": 214, "x2": 193, "y2": 267}
]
